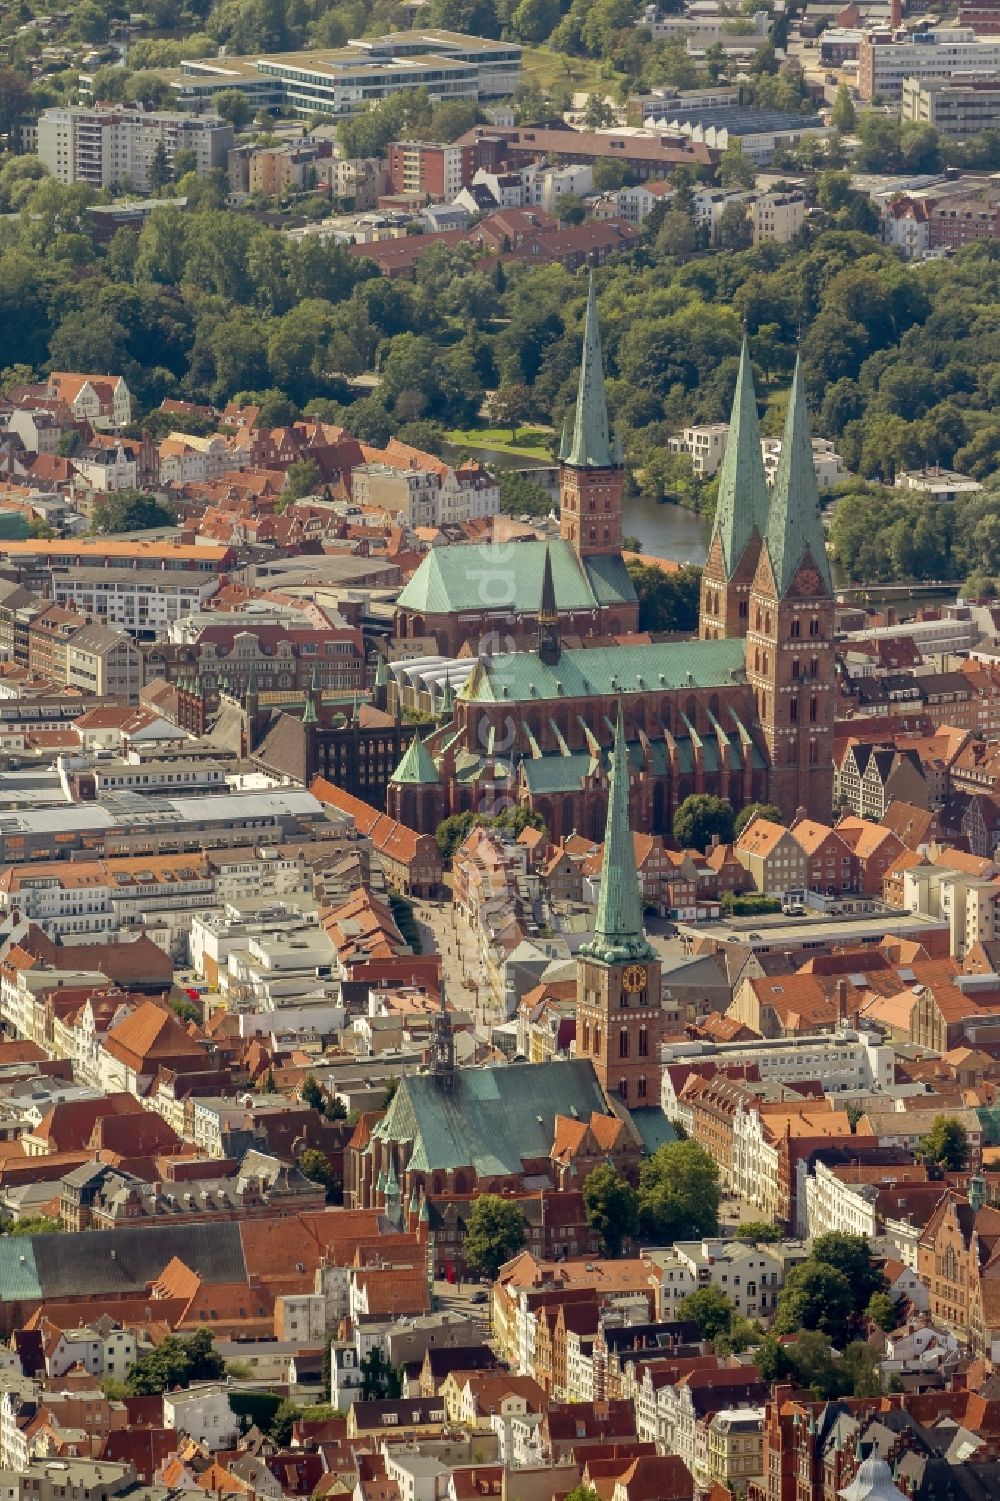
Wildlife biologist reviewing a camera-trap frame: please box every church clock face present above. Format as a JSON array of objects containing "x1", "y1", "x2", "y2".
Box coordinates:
[{"x1": 622, "y1": 964, "x2": 646, "y2": 994}]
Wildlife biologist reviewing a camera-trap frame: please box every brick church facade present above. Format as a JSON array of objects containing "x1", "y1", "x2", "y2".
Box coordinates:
[{"x1": 386, "y1": 278, "x2": 836, "y2": 841}]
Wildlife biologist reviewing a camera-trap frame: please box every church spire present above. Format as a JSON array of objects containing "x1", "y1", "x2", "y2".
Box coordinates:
[
  {"x1": 566, "y1": 272, "x2": 616, "y2": 470},
  {"x1": 433, "y1": 976, "x2": 455, "y2": 1088},
  {"x1": 765, "y1": 356, "x2": 833, "y2": 598},
  {"x1": 390, "y1": 731, "x2": 440, "y2": 785},
  {"x1": 537, "y1": 542, "x2": 561, "y2": 667},
  {"x1": 712, "y1": 337, "x2": 769, "y2": 578},
  {"x1": 583, "y1": 704, "x2": 656, "y2": 965}
]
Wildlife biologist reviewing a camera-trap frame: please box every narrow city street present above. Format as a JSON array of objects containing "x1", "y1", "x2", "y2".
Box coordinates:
[{"x1": 409, "y1": 894, "x2": 501, "y2": 1037}]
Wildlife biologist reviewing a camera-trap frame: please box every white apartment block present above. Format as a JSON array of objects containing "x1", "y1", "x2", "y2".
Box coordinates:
[
  {"x1": 902, "y1": 864, "x2": 1000, "y2": 961},
  {"x1": 730, "y1": 1099, "x2": 781, "y2": 1219},
  {"x1": 158, "y1": 433, "x2": 234, "y2": 485},
  {"x1": 540, "y1": 163, "x2": 593, "y2": 212},
  {"x1": 661, "y1": 1032, "x2": 894, "y2": 1113},
  {"x1": 638, "y1": 6, "x2": 770, "y2": 47},
  {"x1": 351, "y1": 462, "x2": 440, "y2": 528},
  {"x1": 668, "y1": 423, "x2": 729, "y2": 477},
  {"x1": 45, "y1": 1324, "x2": 137, "y2": 1381},
  {"x1": 37, "y1": 106, "x2": 233, "y2": 191},
  {"x1": 351, "y1": 453, "x2": 498, "y2": 527},
  {"x1": 669, "y1": 423, "x2": 846, "y2": 487},
  {"x1": 162, "y1": 1386, "x2": 239, "y2": 1451},
  {"x1": 51, "y1": 568, "x2": 219, "y2": 634},
  {"x1": 761, "y1": 435, "x2": 847, "y2": 490},
  {"x1": 470, "y1": 163, "x2": 542, "y2": 209},
  {"x1": 859, "y1": 27, "x2": 1000, "y2": 105},
  {"x1": 748, "y1": 190, "x2": 805, "y2": 246},
  {"x1": 653, "y1": 1240, "x2": 784, "y2": 1322},
  {"x1": 70, "y1": 445, "x2": 136, "y2": 492},
  {"x1": 804, "y1": 1159, "x2": 880, "y2": 1243}
]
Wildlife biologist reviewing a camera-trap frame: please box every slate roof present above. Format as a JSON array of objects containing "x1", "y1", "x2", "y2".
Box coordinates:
[
  {"x1": 396, "y1": 538, "x2": 636, "y2": 617},
  {"x1": 0, "y1": 1221, "x2": 246, "y2": 1303},
  {"x1": 465, "y1": 635, "x2": 747, "y2": 704},
  {"x1": 372, "y1": 1059, "x2": 610, "y2": 1175}
]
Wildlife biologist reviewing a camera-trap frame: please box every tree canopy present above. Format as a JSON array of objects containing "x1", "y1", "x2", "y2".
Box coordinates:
[
  {"x1": 637, "y1": 1139, "x2": 720, "y2": 1242},
  {"x1": 678, "y1": 1285, "x2": 735, "y2": 1342},
  {"x1": 464, "y1": 1195, "x2": 528, "y2": 1279},
  {"x1": 772, "y1": 1234, "x2": 885, "y2": 1339},
  {"x1": 673, "y1": 794, "x2": 735, "y2": 851},
  {"x1": 733, "y1": 803, "x2": 783, "y2": 837},
  {"x1": 89, "y1": 491, "x2": 176, "y2": 535},
  {"x1": 582, "y1": 1163, "x2": 638, "y2": 1257},
  {"x1": 124, "y1": 1330, "x2": 223, "y2": 1396},
  {"x1": 916, "y1": 1115, "x2": 969, "y2": 1172}
]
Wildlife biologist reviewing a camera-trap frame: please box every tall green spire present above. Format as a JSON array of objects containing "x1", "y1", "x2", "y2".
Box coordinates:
[
  {"x1": 765, "y1": 357, "x2": 833, "y2": 598},
  {"x1": 582, "y1": 704, "x2": 656, "y2": 965},
  {"x1": 711, "y1": 337, "x2": 769, "y2": 578},
  {"x1": 390, "y1": 731, "x2": 440, "y2": 785},
  {"x1": 566, "y1": 271, "x2": 616, "y2": 470}
]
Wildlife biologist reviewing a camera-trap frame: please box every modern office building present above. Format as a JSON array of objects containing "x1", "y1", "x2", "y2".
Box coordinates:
[
  {"x1": 858, "y1": 26, "x2": 1000, "y2": 105},
  {"x1": 900, "y1": 73, "x2": 1000, "y2": 138},
  {"x1": 173, "y1": 31, "x2": 521, "y2": 120}
]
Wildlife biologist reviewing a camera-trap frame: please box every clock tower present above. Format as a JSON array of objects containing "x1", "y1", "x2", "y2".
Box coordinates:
[{"x1": 576, "y1": 705, "x2": 663, "y2": 1110}]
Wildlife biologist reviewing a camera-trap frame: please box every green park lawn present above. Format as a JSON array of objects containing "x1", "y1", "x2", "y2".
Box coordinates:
[
  {"x1": 520, "y1": 45, "x2": 623, "y2": 97},
  {"x1": 442, "y1": 425, "x2": 555, "y2": 460}
]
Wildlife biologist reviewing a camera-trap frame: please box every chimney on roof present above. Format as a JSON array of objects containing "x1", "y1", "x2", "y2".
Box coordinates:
[{"x1": 836, "y1": 978, "x2": 848, "y2": 1025}]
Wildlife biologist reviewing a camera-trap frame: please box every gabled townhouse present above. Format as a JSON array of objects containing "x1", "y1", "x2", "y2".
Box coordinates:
[
  {"x1": 788, "y1": 816, "x2": 856, "y2": 894},
  {"x1": 834, "y1": 817, "x2": 907, "y2": 896},
  {"x1": 734, "y1": 817, "x2": 806, "y2": 896}
]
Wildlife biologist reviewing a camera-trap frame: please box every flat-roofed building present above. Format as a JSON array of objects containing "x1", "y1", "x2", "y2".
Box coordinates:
[
  {"x1": 901, "y1": 73, "x2": 1000, "y2": 138},
  {"x1": 173, "y1": 31, "x2": 520, "y2": 119},
  {"x1": 51, "y1": 568, "x2": 219, "y2": 636}
]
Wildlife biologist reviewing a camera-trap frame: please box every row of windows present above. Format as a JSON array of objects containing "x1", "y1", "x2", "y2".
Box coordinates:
[{"x1": 618, "y1": 1026, "x2": 650, "y2": 1058}]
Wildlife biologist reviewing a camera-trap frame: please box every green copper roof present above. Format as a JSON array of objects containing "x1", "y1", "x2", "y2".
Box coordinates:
[
  {"x1": 582, "y1": 704, "x2": 657, "y2": 966},
  {"x1": 466, "y1": 635, "x2": 745, "y2": 704},
  {"x1": 373, "y1": 1059, "x2": 610, "y2": 1175},
  {"x1": 302, "y1": 695, "x2": 317, "y2": 725},
  {"x1": 397, "y1": 539, "x2": 636, "y2": 616},
  {"x1": 765, "y1": 357, "x2": 833, "y2": 598},
  {"x1": 518, "y1": 721, "x2": 763, "y2": 794},
  {"x1": 0, "y1": 1239, "x2": 41, "y2": 1301},
  {"x1": 391, "y1": 731, "x2": 440, "y2": 785},
  {"x1": 712, "y1": 337, "x2": 769, "y2": 578},
  {"x1": 375, "y1": 657, "x2": 389, "y2": 687},
  {"x1": 566, "y1": 272, "x2": 617, "y2": 470}
]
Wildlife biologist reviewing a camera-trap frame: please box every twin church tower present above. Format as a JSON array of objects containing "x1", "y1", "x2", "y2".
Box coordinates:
[{"x1": 557, "y1": 276, "x2": 836, "y2": 827}]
